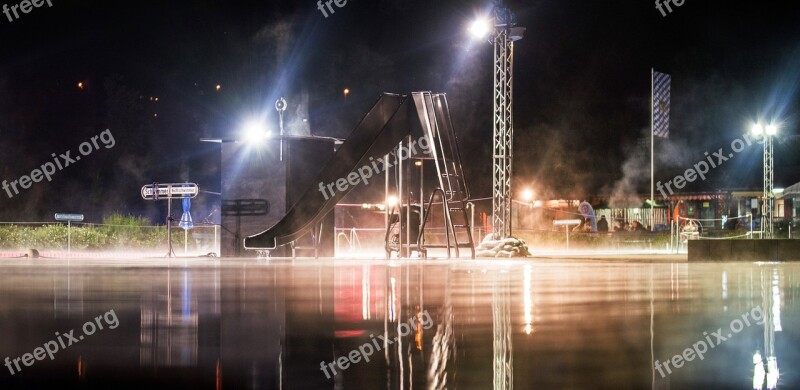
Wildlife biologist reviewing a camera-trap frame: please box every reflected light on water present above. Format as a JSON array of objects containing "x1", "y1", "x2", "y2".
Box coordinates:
[
  {"x1": 523, "y1": 265, "x2": 533, "y2": 335},
  {"x1": 772, "y1": 270, "x2": 782, "y2": 332},
  {"x1": 754, "y1": 352, "x2": 765, "y2": 390},
  {"x1": 0, "y1": 258, "x2": 798, "y2": 388},
  {"x1": 767, "y1": 356, "x2": 779, "y2": 390},
  {"x1": 362, "y1": 265, "x2": 370, "y2": 320},
  {"x1": 389, "y1": 276, "x2": 397, "y2": 322},
  {"x1": 754, "y1": 267, "x2": 782, "y2": 390}
]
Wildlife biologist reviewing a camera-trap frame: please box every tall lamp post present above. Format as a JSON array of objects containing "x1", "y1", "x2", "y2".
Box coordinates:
[
  {"x1": 470, "y1": 1, "x2": 526, "y2": 240},
  {"x1": 751, "y1": 123, "x2": 778, "y2": 238}
]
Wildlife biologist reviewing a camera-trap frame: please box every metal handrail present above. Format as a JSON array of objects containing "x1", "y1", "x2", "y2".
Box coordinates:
[
  {"x1": 438, "y1": 94, "x2": 471, "y2": 200},
  {"x1": 417, "y1": 188, "x2": 453, "y2": 258}
]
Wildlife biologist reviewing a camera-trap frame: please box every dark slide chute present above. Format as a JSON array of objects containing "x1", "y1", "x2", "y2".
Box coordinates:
[{"x1": 244, "y1": 93, "x2": 412, "y2": 250}]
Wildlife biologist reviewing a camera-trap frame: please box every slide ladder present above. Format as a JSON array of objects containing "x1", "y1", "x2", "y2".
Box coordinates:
[{"x1": 413, "y1": 92, "x2": 475, "y2": 259}]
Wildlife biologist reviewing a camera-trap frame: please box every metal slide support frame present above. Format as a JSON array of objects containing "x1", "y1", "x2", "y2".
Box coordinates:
[
  {"x1": 398, "y1": 139, "x2": 407, "y2": 257},
  {"x1": 384, "y1": 137, "x2": 417, "y2": 258},
  {"x1": 385, "y1": 152, "x2": 392, "y2": 259},
  {"x1": 405, "y1": 135, "x2": 413, "y2": 258}
]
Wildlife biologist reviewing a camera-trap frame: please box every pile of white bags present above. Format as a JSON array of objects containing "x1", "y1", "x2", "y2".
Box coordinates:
[{"x1": 476, "y1": 235, "x2": 530, "y2": 258}]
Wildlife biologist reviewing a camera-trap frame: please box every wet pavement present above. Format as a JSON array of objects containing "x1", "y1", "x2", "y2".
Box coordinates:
[{"x1": 0, "y1": 257, "x2": 796, "y2": 389}]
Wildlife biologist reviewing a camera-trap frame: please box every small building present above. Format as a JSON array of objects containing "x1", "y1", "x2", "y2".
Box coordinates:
[
  {"x1": 778, "y1": 182, "x2": 800, "y2": 223},
  {"x1": 512, "y1": 187, "x2": 789, "y2": 232}
]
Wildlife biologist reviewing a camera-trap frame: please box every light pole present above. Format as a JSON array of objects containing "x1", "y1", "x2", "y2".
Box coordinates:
[
  {"x1": 470, "y1": 1, "x2": 526, "y2": 240},
  {"x1": 276, "y1": 97, "x2": 287, "y2": 160},
  {"x1": 751, "y1": 123, "x2": 777, "y2": 238}
]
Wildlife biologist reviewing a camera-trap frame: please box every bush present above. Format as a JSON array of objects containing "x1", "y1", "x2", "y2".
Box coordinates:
[
  {"x1": 0, "y1": 214, "x2": 182, "y2": 251},
  {"x1": 72, "y1": 225, "x2": 112, "y2": 249},
  {"x1": 100, "y1": 214, "x2": 163, "y2": 248},
  {"x1": 0, "y1": 224, "x2": 68, "y2": 250}
]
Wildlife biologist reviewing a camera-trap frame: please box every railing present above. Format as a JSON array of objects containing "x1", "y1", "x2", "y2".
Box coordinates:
[
  {"x1": 671, "y1": 215, "x2": 754, "y2": 253},
  {"x1": 0, "y1": 222, "x2": 220, "y2": 256}
]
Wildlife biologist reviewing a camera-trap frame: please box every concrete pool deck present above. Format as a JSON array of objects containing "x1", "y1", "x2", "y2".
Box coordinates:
[{"x1": 0, "y1": 249, "x2": 690, "y2": 264}]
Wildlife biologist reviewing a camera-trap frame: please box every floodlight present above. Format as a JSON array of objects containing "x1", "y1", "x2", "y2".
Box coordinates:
[
  {"x1": 521, "y1": 189, "x2": 534, "y2": 202},
  {"x1": 766, "y1": 124, "x2": 778, "y2": 135},
  {"x1": 469, "y1": 18, "x2": 491, "y2": 39},
  {"x1": 242, "y1": 120, "x2": 270, "y2": 144}
]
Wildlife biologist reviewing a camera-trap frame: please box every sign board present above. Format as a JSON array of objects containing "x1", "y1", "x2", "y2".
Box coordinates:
[
  {"x1": 141, "y1": 183, "x2": 199, "y2": 200},
  {"x1": 553, "y1": 219, "x2": 581, "y2": 226},
  {"x1": 55, "y1": 213, "x2": 84, "y2": 222}
]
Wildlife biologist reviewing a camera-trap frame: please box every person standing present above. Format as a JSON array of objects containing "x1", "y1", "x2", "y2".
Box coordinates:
[{"x1": 597, "y1": 215, "x2": 609, "y2": 232}]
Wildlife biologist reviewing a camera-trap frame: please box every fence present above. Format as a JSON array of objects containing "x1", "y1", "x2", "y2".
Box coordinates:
[
  {"x1": 0, "y1": 222, "x2": 220, "y2": 256},
  {"x1": 670, "y1": 214, "x2": 757, "y2": 253}
]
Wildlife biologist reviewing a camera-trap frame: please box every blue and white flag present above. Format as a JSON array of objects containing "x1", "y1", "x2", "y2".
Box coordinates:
[
  {"x1": 578, "y1": 202, "x2": 597, "y2": 233},
  {"x1": 180, "y1": 194, "x2": 193, "y2": 230},
  {"x1": 652, "y1": 70, "x2": 671, "y2": 138}
]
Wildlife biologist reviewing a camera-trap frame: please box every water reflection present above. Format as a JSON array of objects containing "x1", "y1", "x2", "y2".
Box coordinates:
[
  {"x1": 523, "y1": 265, "x2": 534, "y2": 335},
  {"x1": 427, "y1": 267, "x2": 453, "y2": 390},
  {"x1": 0, "y1": 259, "x2": 797, "y2": 389},
  {"x1": 139, "y1": 270, "x2": 201, "y2": 367},
  {"x1": 752, "y1": 267, "x2": 782, "y2": 390},
  {"x1": 492, "y1": 271, "x2": 513, "y2": 390}
]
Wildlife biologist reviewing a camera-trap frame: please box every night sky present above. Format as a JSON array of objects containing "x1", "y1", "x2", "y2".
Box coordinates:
[{"x1": 1, "y1": 0, "x2": 799, "y2": 221}]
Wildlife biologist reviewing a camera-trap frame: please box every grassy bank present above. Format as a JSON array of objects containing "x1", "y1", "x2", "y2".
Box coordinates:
[{"x1": 0, "y1": 214, "x2": 186, "y2": 251}]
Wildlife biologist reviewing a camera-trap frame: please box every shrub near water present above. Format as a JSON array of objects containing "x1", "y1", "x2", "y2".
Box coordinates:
[
  {"x1": 0, "y1": 225, "x2": 66, "y2": 249},
  {"x1": 0, "y1": 214, "x2": 182, "y2": 251},
  {"x1": 101, "y1": 214, "x2": 163, "y2": 248},
  {"x1": 71, "y1": 225, "x2": 112, "y2": 250},
  {"x1": 31, "y1": 225, "x2": 70, "y2": 249}
]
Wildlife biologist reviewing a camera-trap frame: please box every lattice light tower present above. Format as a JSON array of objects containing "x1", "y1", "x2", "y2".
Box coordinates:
[
  {"x1": 763, "y1": 128, "x2": 775, "y2": 239},
  {"x1": 489, "y1": 0, "x2": 524, "y2": 239},
  {"x1": 752, "y1": 123, "x2": 777, "y2": 239}
]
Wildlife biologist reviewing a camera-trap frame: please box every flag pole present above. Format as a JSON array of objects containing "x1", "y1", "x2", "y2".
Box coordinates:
[{"x1": 650, "y1": 68, "x2": 655, "y2": 232}]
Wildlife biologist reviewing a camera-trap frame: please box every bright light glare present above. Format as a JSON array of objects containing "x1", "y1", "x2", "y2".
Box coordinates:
[
  {"x1": 242, "y1": 120, "x2": 270, "y2": 144},
  {"x1": 386, "y1": 196, "x2": 399, "y2": 207},
  {"x1": 751, "y1": 124, "x2": 764, "y2": 135},
  {"x1": 753, "y1": 352, "x2": 765, "y2": 389},
  {"x1": 469, "y1": 19, "x2": 491, "y2": 39},
  {"x1": 521, "y1": 189, "x2": 534, "y2": 202},
  {"x1": 766, "y1": 124, "x2": 778, "y2": 135},
  {"x1": 767, "y1": 356, "x2": 779, "y2": 389}
]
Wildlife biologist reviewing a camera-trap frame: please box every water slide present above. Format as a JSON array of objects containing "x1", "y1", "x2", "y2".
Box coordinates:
[{"x1": 244, "y1": 93, "x2": 413, "y2": 250}]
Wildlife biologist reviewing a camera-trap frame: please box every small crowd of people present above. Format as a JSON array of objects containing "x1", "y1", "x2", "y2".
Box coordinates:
[{"x1": 571, "y1": 215, "x2": 648, "y2": 233}]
